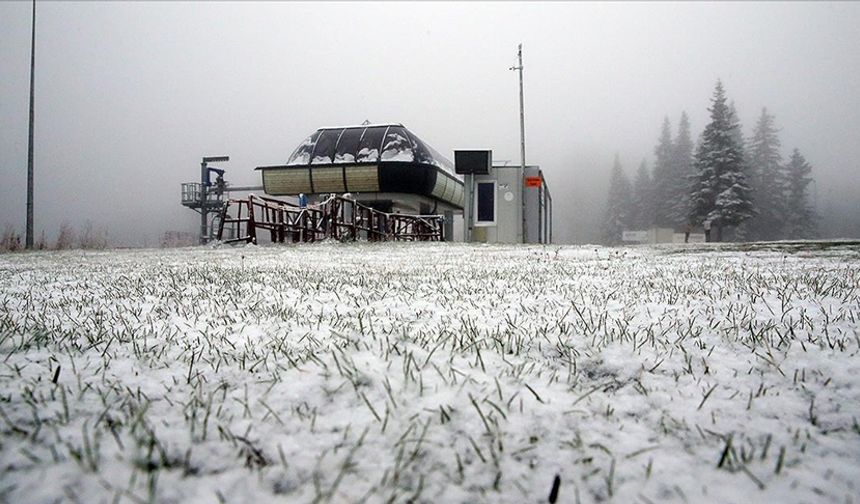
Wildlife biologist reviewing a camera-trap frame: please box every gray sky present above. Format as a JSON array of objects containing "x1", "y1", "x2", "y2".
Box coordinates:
[{"x1": 2, "y1": 1, "x2": 859, "y2": 245}]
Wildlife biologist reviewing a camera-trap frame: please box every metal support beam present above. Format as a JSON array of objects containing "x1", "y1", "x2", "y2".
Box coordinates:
[
  {"x1": 463, "y1": 173, "x2": 474, "y2": 242},
  {"x1": 443, "y1": 210, "x2": 454, "y2": 241},
  {"x1": 224, "y1": 185, "x2": 264, "y2": 192},
  {"x1": 199, "y1": 160, "x2": 207, "y2": 245},
  {"x1": 199, "y1": 156, "x2": 229, "y2": 244},
  {"x1": 25, "y1": 0, "x2": 36, "y2": 249}
]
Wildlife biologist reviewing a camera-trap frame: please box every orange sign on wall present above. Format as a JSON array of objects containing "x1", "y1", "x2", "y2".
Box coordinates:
[{"x1": 525, "y1": 176, "x2": 542, "y2": 188}]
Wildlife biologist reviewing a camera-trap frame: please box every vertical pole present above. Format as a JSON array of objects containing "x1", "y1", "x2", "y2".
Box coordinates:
[
  {"x1": 517, "y1": 44, "x2": 526, "y2": 244},
  {"x1": 463, "y1": 173, "x2": 474, "y2": 242},
  {"x1": 247, "y1": 196, "x2": 257, "y2": 244},
  {"x1": 545, "y1": 187, "x2": 550, "y2": 244},
  {"x1": 509, "y1": 44, "x2": 526, "y2": 244},
  {"x1": 200, "y1": 160, "x2": 208, "y2": 244},
  {"x1": 443, "y1": 210, "x2": 454, "y2": 242},
  {"x1": 549, "y1": 195, "x2": 552, "y2": 244},
  {"x1": 25, "y1": 0, "x2": 36, "y2": 249},
  {"x1": 216, "y1": 200, "x2": 227, "y2": 241},
  {"x1": 546, "y1": 194, "x2": 551, "y2": 244},
  {"x1": 517, "y1": 44, "x2": 526, "y2": 174},
  {"x1": 538, "y1": 181, "x2": 542, "y2": 244}
]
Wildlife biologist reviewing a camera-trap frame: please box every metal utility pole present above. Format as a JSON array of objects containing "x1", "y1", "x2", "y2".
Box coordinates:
[
  {"x1": 26, "y1": 0, "x2": 36, "y2": 249},
  {"x1": 515, "y1": 44, "x2": 525, "y2": 171},
  {"x1": 509, "y1": 43, "x2": 526, "y2": 241}
]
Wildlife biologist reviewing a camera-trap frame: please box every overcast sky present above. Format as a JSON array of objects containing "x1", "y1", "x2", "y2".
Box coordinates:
[{"x1": 2, "y1": 1, "x2": 859, "y2": 245}]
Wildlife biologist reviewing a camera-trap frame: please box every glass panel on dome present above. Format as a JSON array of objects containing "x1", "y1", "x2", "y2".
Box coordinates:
[
  {"x1": 334, "y1": 127, "x2": 363, "y2": 164},
  {"x1": 310, "y1": 129, "x2": 340, "y2": 164},
  {"x1": 405, "y1": 130, "x2": 436, "y2": 166},
  {"x1": 356, "y1": 126, "x2": 386, "y2": 162},
  {"x1": 380, "y1": 126, "x2": 415, "y2": 162},
  {"x1": 405, "y1": 129, "x2": 454, "y2": 173},
  {"x1": 287, "y1": 130, "x2": 321, "y2": 165}
]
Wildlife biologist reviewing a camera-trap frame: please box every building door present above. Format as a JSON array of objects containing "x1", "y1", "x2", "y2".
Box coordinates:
[{"x1": 475, "y1": 181, "x2": 496, "y2": 226}]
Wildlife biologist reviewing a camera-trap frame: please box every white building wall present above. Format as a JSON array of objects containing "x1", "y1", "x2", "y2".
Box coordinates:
[{"x1": 470, "y1": 166, "x2": 522, "y2": 244}]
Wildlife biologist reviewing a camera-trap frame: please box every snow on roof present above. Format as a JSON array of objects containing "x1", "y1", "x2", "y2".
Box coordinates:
[
  {"x1": 317, "y1": 123, "x2": 404, "y2": 130},
  {"x1": 285, "y1": 123, "x2": 454, "y2": 172}
]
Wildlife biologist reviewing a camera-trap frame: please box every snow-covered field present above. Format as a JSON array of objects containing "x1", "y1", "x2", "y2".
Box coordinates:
[{"x1": 1, "y1": 242, "x2": 859, "y2": 503}]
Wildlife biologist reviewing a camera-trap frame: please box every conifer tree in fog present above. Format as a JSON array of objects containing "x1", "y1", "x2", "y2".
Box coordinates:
[
  {"x1": 602, "y1": 154, "x2": 632, "y2": 245},
  {"x1": 652, "y1": 117, "x2": 674, "y2": 227},
  {"x1": 668, "y1": 111, "x2": 695, "y2": 229},
  {"x1": 630, "y1": 159, "x2": 654, "y2": 230},
  {"x1": 744, "y1": 108, "x2": 785, "y2": 240},
  {"x1": 783, "y1": 149, "x2": 817, "y2": 239},
  {"x1": 689, "y1": 81, "x2": 755, "y2": 241},
  {"x1": 728, "y1": 102, "x2": 745, "y2": 150}
]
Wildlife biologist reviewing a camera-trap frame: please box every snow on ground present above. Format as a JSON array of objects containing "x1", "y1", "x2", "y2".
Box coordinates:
[{"x1": 0, "y1": 242, "x2": 858, "y2": 503}]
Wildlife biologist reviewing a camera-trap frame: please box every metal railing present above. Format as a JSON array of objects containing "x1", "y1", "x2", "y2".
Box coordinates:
[
  {"x1": 217, "y1": 194, "x2": 445, "y2": 244},
  {"x1": 181, "y1": 182, "x2": 226, "y2": 209},
  {"x1": 181, "y1": 183, "x2": 202, "y2": 206}
]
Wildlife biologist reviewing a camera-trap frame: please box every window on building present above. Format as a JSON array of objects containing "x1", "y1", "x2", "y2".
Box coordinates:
[{"x1": 475, "y1": 181, "x2": 496, "y2": 226}]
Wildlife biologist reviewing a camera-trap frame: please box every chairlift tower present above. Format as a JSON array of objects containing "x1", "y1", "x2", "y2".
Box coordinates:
[
  {"x1": 181, "y1": 156, "x2": 267, "y2": 244},
  {"x1": 180, "y1": 156, "x2": 229, "y2": 244}
]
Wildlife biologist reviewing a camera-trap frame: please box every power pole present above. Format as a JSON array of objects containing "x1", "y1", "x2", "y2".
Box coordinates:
[
  {"x1": 26, "y1": 0, "x2": 36, "y2": 249},
  {"x1": 509, "y1": 43, "x2": 526, "y2": 240},
  {"x1": 516, "y1": 44, "x2": 525, "y2": 172}
]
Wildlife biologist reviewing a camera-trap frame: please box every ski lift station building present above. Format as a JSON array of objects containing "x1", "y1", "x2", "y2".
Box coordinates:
[
  {"x1": 253, "y1": 123, "x2": 551, "y2": 244},
  {"x1": 257, "y1": 123, "x2": 463, "y2": 215}
]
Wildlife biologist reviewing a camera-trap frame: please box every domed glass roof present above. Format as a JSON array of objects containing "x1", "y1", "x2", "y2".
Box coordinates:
[{"x1": 286, "y1": 124, "x2": 454, "y2": 174}]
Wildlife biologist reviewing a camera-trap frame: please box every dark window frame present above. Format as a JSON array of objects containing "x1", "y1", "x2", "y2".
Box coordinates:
[{"x1": 475, "y1": 181, "x2": 496, "y2": 226}]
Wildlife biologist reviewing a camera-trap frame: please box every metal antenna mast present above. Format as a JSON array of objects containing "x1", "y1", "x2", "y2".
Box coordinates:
[
  {"x1": 511, "y1": 43, "x2": 525, "y2": 171},
  {"x1": 26, "y1": 0, "x2": 36, "y2": 249},
  {"x1": 509, "y1": 43, "x2": 526, "y2": 240}
]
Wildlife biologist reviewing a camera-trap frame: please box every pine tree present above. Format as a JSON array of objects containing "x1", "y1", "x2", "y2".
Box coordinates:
[
  {"x1": 728, "y1": 102, "x2": 745, "y2": 149},
  {"x1": 689, "y1": 81, "x2": 755, "y2": 241},
  {"x1": 630, "y1": 159, "x2": 653, "y2": 230},
  {"x1": 744, "y1": 108, "x2": 785, "y2": 240},
  {"x1": 783, "y1": 149, "x2": 816, "y2": 239},
  {"x1": 652, "y1": 117, "x2": 674, "y2": 227},
  {"x1": 726, "y1": 101, "x2": 756, "y2": 242},
  {"x1": 602, "y1": 154, "x2": 632, "y2": 245},
  {"x1": 668, "y1": 111, "x2": 695, "y2": 229}
]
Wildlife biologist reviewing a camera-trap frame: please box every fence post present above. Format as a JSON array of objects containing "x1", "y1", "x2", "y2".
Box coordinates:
[{"x1": 247, "y1": 196, "x2": 257, "y2": 244}]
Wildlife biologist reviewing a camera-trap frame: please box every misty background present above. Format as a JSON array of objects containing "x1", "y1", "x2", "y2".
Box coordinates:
[{"x1": 2, "y1": 1, "x2": 859, "y2": 246}]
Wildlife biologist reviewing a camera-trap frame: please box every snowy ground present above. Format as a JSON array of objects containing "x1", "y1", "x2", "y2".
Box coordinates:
[{"x1": 1, "y1": 242, "x2": 859, "y2": 504}]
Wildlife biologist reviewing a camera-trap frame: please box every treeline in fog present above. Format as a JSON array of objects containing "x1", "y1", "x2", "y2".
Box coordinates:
[
  {"x1": 0, "y1": 222, "x2": 109, "y2": 252},
  {"x1": 602, "y1": 80, "x2": 817, "y2": 244}
]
